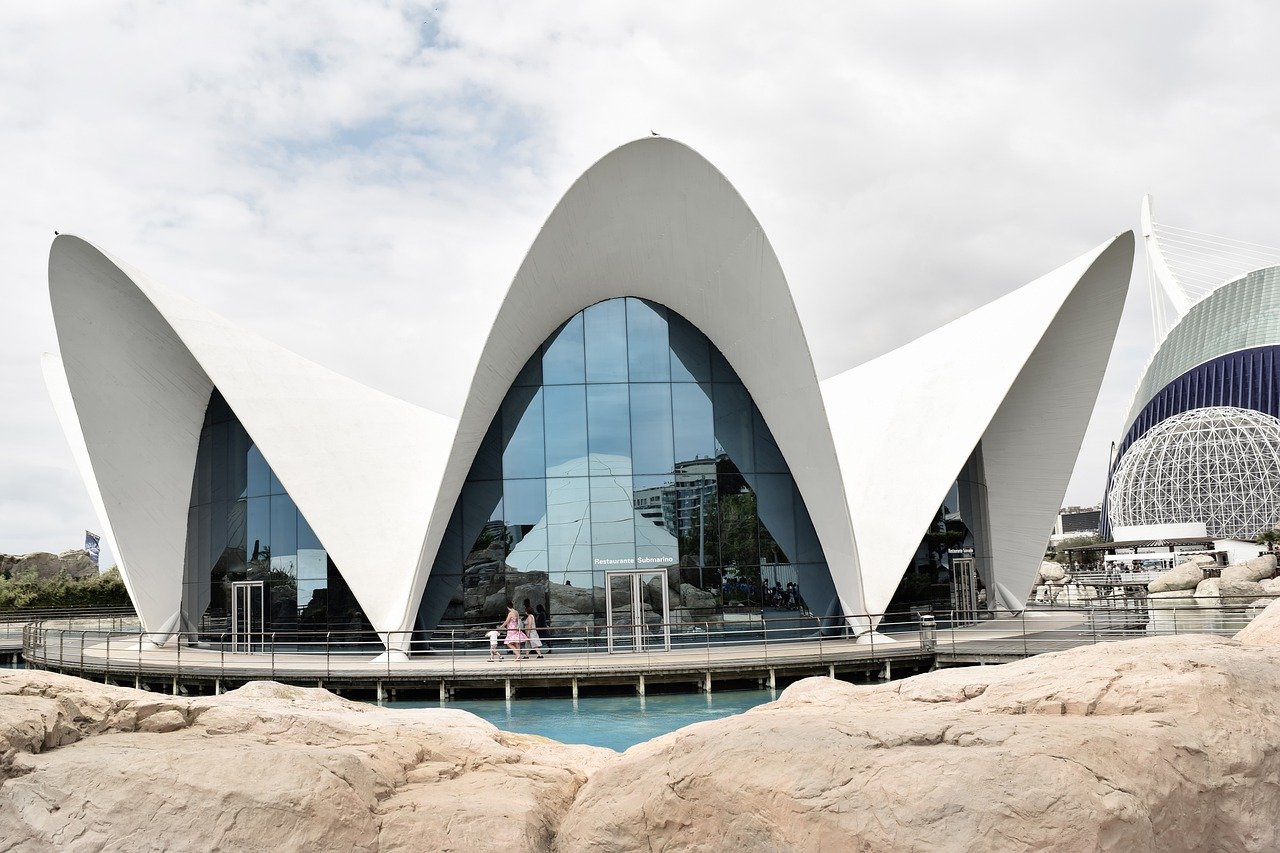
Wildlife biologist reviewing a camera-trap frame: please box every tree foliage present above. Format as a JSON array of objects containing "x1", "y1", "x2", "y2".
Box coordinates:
[{"x1": 0, "y1": 567, "x2": 131, "y2": 610}]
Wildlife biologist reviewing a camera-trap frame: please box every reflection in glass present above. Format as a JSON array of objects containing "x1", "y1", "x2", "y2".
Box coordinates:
[
  {"x1": 181, "y1": 389, "x2": 375, "y2": 642},
  {"x1": 584, "y1": 299, "x2": 628, "y2": 383},
  {"x1": 418, "y1": 297, "x2": 835, "y2": 637},
  {"x1": 543, "y1": 314, "x2": 585, "y2": 385},
  {"x1": 586, "y1": 384, "x2": 631, "y2": 474},
  {"x1": 627, "y1": 299, "x2": 671, "y2": 381}
]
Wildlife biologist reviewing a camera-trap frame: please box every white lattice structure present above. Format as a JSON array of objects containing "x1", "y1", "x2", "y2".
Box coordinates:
[{"x1": 1107, "y1": 406, "x2": 1280, "y2": 539}]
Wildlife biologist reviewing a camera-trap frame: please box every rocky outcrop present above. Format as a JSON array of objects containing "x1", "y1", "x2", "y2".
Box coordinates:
[
  {"x1": 1236, "y1": 597, "x2": 1280, "y2": 646},
  {"x1": 0, "y1": 549, "x2": 98, "y2": 581},
  {"x1": 1148, "y1": 560, "x2": 1205, "y2": 593},
  {"x1": 1194, "y1": 577, "x2": 1221, "y2": 606},
  {"x1": 0, "y1": 674, "x2": 610, "y2": 852},
  {"x1": 1221, "y1": 554, "x2": 1278, "y2": 584},
  {"x1": 558, "y1": 633, "x2": 1280, "y2": 852},
  {"x1": 1037, "y1": 561, "x2": 1065, "y2": 583},
  {"x1": 1220, "y1": 579, "x2": 1267, "y2": 601},
  {"x1": 11, "y1": 609, "x2": 1280, "y2": 851}
]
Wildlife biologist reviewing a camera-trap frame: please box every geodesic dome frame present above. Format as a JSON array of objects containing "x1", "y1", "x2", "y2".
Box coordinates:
[{"x1": 1107, "y1": 406, "x2": 1280, "y2": 539}]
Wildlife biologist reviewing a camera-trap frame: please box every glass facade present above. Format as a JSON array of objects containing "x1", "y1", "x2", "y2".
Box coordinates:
[
  {"x1": 181, "y1": 390, "x2": 375, "y2": 639},
  {"x1": 417, "y1": 297, "x2": 837, "y2": 638}
]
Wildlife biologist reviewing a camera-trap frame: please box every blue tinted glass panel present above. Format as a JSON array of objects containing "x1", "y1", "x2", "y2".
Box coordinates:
[
  {"x1": 501, "y1": 386, "x2": 544, "y2": 479},
  {"x1": 543, "y1": 314, "x2": 585, "y2": 385},
  {"x1": 543, "y1": 384, "x2": 588, "y2": 472},
  {"x1": 589, "y1": 474, "x2": 635, "y2": 566},
  {"x1": 246, "y1": 496, "x2": 270, "y2": 564},
  {"x1": 669, "y1": 313, "x2": 711, "y2": 383},
  {"x1": 584, "y1": 299, "x2": 628, "y2": 383},
  {"x1": 270, "y1": 495, "x2": 298, "y2": 561},
  {"x1": 672, "y1": 382, "x2": 715, "y2": 463},
  {"x1": 586, "y1": 383, "x2": 632, "y2": 475},
  {"x1": 246, "y1": 445, "x2": 270, "y2": 497},
  {"x1": 753, "y1": 409, "x2": 788, "y2": 473},
  {"x1": 545, "y1": 476, "x2": 592, "y2": 575},
  {"x1": 713, "y1": 382, "x2": 755, "y2": 472},
  {"x1": 629, "y1": 383, "x2": 674, "y2": 475},
  {"x1": 626, "y1": 298, "x2": 670, "y2": 381}
]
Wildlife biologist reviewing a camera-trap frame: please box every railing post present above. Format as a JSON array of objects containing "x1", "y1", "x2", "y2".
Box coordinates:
[
  {"x1": 270, "y1": 632, "x2": 276, "y2": 680},
  {"x1": 451, "y1": 629, "x2": 456, "y2": 679},
  {"x1": 220, "y1": 632, "x2": 226, "y2": 685},
  {"x1": 1021, "y1": 609, "x2": 1028, "y2": 657},
  {"x1": 325, "y1": 632, "x2": 331, "y2": 681}
]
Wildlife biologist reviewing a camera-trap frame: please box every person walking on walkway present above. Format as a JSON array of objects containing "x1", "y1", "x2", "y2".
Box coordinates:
[
  {"x1": 524, "y1": 606, "x2": 544, "y2": 659},
  {"x1": 502, "y1": 601, "x2": 527, "y2": 660}
]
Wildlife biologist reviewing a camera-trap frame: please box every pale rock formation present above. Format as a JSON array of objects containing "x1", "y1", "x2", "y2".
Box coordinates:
[
  {"x1": 1221, "y1": 554, "x2": 1278, "y2": 585},
  {"x1": 1038, "y1": 561, "x2": 1065, "y2": 583},
  {"x1": 1187, "y1": 554, "x2": 1220, "y2": 566},
  {"x1": 1147, "y1": 560, "x2": 1205, "y2": 593},
  {"x1": 558, "y1": 635, "x2": 1280, "y2": 852},
  {"x1": 0, "y1": 549, "x2": 98, "y2": 580},
  {"x1": 1220, "y1": 579, "x2": 1267, "y2": 602},
  {"x1": 1235, "y1": 596, "x2": 1280, "y2": 646},
  {"x1": 1194, "y1": 577, "x2": 1221, "y2": 606},
  {"x1": 0, "y1": 673, "x2": 610, "y2": 852},
  {"x1": 1261, "y1": 577, "x2": 1280, "y2": 595},
  {"x1": 12, "y1": 623, "x2": 1280, "y2": 850}
]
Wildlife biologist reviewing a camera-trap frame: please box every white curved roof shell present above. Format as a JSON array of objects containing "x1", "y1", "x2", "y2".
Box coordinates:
[{"x1": 44, "y1": 138, "x2": 1134, "y2": 649}]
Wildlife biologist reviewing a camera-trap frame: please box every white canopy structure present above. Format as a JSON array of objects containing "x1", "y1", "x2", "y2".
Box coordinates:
[{"x1": 44, "y1": 137, "x2": 1134, "y2": 652}]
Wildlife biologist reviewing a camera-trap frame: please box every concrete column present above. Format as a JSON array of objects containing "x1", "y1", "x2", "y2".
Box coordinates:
[
  {"x1": 637, "y1": 674, "x2": 646, "y2": 697},
  {"x1": 439, "y1": 680, "x2": 447, "y2": 705},
  {"x1": 571, "y1": 677, "x2": 579, "y2": 699},
  {"x1": 376, "y1": 681, "x2": 385, "y2": 705},
  {"x1": 214, "y1": 677, "x2": 221, "y2": 695},
  {"x1": 505, "y1": 679, "x2": 513, "y2": 701},
  {"x1": 703, "y1": 671, "x2": 712, "y2": 693},
  {"x1": 828, "y1": 664, "x2": 836, "y2": 679},
  {"x1": 767, "y1": 668, "x2": 776, "y2": 690}
]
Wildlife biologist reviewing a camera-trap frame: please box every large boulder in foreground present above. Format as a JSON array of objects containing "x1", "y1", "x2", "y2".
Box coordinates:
[
  {"x1": 0, "y1": 674, "x2": 609, "y2": 852},
  {"x1": 10, "y1": 617, "x2": 1280, "y2": 851},
  {"x1": 558, "y1": 635, "x2": 1280, "y2": 852},
  {"x1": 1148, "y1": 560, "x2": 1205, "y2": 593}
]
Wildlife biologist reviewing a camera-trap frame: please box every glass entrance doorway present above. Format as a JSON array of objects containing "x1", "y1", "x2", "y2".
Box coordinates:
[
  {"x1": 951, "y1": 558, "x2": 979, "y2": 621},
  {"x1": 231, "y1": 581, "x2": 265, "y2": 653},
  {"x1": 605, "y1": 570, "x2": 671, "y2": 653}
]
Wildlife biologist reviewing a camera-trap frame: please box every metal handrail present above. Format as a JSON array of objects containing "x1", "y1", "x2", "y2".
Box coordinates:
[{"x1": 16, "y1": 602, "x2": 1277, "y2": 685}]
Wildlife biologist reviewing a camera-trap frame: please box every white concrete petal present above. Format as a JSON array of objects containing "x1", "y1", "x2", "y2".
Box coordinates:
[
  {"x1": 49, "y1": 236, "x2": 457, "y2": 646},
  {"x1": 409, "y1": 138, "x2": 866, "y2": 626},
  {"x1": 821, "y1": 233, "x2": 1134, "y2": 617}
]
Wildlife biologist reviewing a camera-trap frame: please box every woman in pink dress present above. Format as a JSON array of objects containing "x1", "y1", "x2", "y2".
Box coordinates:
[{"x1": 502, "y1": 601, "x2": 528, "y2": 660}]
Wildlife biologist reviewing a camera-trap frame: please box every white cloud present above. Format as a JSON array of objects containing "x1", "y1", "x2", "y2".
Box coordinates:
[{"x1": 2, "y1": 1, "x2": 1279, "y2": 555}]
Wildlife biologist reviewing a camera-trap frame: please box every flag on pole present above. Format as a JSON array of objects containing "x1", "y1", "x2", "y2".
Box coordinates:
[{"x1": 85, "y1": 531, "x2": 101, "y2": 567}]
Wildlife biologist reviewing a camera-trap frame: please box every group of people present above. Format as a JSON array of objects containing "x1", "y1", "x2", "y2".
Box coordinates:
[
  {"x1": 486, "y1": 598, "x2": 550, "y2": 661},
  {"x1": 765, "y1": 580, "x2": 804, "y2": 611}
]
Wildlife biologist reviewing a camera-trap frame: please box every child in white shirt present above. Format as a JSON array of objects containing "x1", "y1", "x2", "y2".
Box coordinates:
[{"x1": 486, "y1": 629, "x2": 501, "y2": 661}]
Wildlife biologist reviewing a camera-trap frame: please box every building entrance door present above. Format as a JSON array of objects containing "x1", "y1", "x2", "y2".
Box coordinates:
[
  {"x1": 231, "y1": 581, "x2": 265, "y2": 654},
  {"x1": 605, "y1": 570, "x2": 671, "y2": 653},
  {"x1": 951, "y1": 558, "x2": 979, "y2": 621}
]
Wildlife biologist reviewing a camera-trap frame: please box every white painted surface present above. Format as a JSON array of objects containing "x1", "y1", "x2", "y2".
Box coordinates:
[
  {"x1": 821, "y1": 234, "x2": 1134, "y2": 617},
  {"x1": 408, "y1": 138, "x2": 867, "y2": 628},
  {"x1": 1111, "y1": 522, "x2": 1209, "y2": 540},
  {"x1": 48, "y1": 236, "x2": 458, "y2": 648},
  {"x1": 46, "y1": 138, "x2": 1135, "y2": 647}
]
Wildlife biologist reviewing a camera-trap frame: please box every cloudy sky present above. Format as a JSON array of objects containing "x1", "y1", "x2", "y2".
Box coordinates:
[{"x1": 3, "y1": 2, "x2": 1279, "y2": 563}]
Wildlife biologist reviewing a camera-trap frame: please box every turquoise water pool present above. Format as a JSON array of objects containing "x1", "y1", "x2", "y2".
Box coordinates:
[{"x1": 389, "y1": 689, "x2": 775, "y2": 751}]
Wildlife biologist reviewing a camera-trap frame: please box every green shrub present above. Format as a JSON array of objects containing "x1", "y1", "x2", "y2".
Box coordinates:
[{"x1": 0, "y1": 567, "x2": 132, "y2": 611}]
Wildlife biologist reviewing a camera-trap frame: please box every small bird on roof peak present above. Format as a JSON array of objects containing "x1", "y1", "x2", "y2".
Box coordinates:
[
  {"x1": 54, "y1": 230, "x2": 59, "y2": 236},
  {"x1": 650, "y1": 130, "x2": 659, "y2": 136}
]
